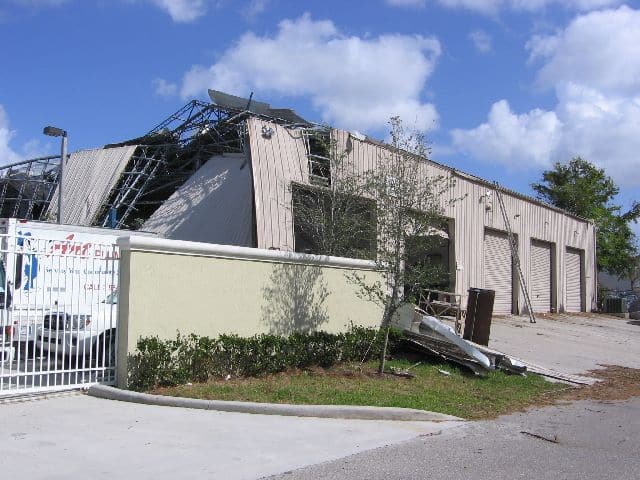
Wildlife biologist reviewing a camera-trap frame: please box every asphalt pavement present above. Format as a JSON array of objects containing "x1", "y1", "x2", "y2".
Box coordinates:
[{"x1": 266, "y1": 398, "x2": 640, "y2": 480}]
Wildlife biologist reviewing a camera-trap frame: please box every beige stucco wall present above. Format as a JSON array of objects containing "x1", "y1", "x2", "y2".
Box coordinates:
[{"x1": 116, "y1": 236, "x2": 383, "y2": 387}]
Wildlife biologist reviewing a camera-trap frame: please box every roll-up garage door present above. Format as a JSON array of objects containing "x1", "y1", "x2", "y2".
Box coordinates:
[
  {"x1": 530, "y1": 240, "x2": 552, "y2": 312},
  {"x1": 483, "y1": 230, "x2": 513, "y2": 314},
  {"x1": 565, "y1": 248, "x2": 583, "y2": 312}
]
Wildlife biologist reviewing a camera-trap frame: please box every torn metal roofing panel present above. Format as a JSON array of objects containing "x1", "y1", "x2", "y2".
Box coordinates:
[
  {"x1": 142, "y1": 153, "x2": 254, "y2": 247},
  {"x1": 208, "y1": 89, "x2": 309, "y2": 124},
  {"x1": 46, "y1": 145, "x2": 137, "y2": 225},
  {"x1": 209, "y1": 90, "x2": 272, "y2": 115}
]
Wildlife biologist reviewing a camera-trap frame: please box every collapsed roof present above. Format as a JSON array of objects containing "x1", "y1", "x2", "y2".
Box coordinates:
[
  {"x1": 0, "y1": 92, "x2": 311, "y2": 230},
  {"x1": 0, "y1": 90, "x2": 588, "y2": 232}
]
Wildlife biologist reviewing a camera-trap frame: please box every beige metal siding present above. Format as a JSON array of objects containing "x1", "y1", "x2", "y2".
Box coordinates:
[
  {"x1": 247, "y1": 117, "x2": 308, "y2": 250},
  {"x1": 483, "y1": 230, "x2": 513, "y2": 314},
  {"x1": 565, "y1": 248, "x2": 583, "y2": 312},
  {"x1": 530, "y1": 240, "x2": 552, "y2": 312},
  {"x1": 247, "y1": 120, "x2": 598, "y2": 313}
]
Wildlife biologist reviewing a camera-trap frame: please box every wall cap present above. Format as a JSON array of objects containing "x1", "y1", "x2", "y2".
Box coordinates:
[{"x1": 116, "y1": 236, "x2": 377, "y2": 270}]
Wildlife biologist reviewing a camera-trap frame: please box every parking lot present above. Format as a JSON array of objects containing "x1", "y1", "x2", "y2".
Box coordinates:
[{"x1": 488, "y1": 312, "x2": 640, "y2": 376}]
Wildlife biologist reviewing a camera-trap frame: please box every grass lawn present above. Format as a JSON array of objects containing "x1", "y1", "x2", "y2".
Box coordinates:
[{"x1": 149, "y1": 358, "x2": 567, "y2": 420}]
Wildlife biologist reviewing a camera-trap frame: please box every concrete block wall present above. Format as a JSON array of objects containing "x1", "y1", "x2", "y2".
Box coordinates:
[{"x1": 115, "y1": 236, "x2": 383, "y2": 387}]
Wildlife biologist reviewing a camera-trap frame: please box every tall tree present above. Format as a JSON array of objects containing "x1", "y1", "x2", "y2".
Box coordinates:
[{"x1": 532, "y1": 157, "x2": 639, "y2": 276}]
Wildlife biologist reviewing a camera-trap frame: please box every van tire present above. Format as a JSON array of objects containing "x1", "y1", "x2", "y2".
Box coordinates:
[{"x1": 94, "y1": 331, "x2": 116, "y2": 368}]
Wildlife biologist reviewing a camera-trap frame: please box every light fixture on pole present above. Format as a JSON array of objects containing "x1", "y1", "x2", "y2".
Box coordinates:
[{"x1": 43, "y1": 126, "x2": 68, "y2": 224}]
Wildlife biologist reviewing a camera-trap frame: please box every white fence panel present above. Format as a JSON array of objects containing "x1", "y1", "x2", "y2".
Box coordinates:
[{"x1": 0, "y1": 232, "x2": 119, "y2": 396}]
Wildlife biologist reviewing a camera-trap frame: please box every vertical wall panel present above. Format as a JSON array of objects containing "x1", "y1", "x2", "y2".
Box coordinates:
[{"x1": 247, "y1": 118, "x2": 307, "y2": 250}]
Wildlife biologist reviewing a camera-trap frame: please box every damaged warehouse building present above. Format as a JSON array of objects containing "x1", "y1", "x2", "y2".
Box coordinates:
[{"x1": 0, "y1": 91, "x2": 596, "y2": 314}]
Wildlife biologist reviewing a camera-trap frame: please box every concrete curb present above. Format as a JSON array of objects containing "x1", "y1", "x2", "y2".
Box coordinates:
[{"x1": 88, "y1": 385, "x2": 463, "y2": 422}]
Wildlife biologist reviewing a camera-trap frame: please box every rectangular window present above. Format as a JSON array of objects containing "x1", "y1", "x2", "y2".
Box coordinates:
[
  {"x1": 292, "y1": 184, "x2": 376, "y2": 260},
  {"x1": 303, "y1": 130, "x2": 332, "y2": 187}
]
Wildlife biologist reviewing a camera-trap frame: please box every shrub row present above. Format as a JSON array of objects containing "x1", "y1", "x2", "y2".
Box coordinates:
[{"x1": 127, "y1": 326, "x2": 403, "y2": 391}]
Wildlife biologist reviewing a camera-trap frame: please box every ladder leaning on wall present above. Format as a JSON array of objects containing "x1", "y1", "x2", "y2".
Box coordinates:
[{"x1": 493, "y1": 182, "x2": 536, "y2": 324}]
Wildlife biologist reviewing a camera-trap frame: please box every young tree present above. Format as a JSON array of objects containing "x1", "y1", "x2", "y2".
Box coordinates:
[
  {"x1": 353, "y1": 117, "x2": 452, "y2": 373},
  {"x1": 291, "y1": 129, "x2": 375, "y2": 260},
  {"x1": 532, "y1": 157, "x2": 639, "y2": 277},
  {"x1": 291, "y1": 119, "x2": 452, "y2": 374}
]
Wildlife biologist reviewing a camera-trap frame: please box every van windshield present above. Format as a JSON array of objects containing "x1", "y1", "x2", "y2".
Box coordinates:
[{"x1": 103, "y1": 291, "x2": 118, "y2": 304}]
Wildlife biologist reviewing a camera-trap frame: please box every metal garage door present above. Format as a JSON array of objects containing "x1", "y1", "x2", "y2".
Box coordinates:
[
  {"x1": 530, "y1": 240, "x2": 552, "y2": 312},
  {"x1": 483, "y1": 230, "x2": 513, "y2": 314},
  {"x1": 565, "y1": 248, "x2": 583, "y2": 312}
]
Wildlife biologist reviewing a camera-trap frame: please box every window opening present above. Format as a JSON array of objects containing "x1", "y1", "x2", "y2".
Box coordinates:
[{"x1": 303, "y1": 130, "x2": 332, "y2": 187}]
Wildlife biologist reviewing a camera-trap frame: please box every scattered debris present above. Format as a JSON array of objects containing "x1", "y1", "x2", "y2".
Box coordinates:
[
  {"x1": 438, "y1": 369, "x2": 451, "y2": 376},
  {"x1": 520, "y1": 431, "x2": 559, "y2": 444},
  {"x1": 407, "y1": 361, "x2": 422, "y2": 371},
  {"x1": 386, "y1": 362, "x2": 422, "y2": 378},
  {"x1": 392, "y1": 305, "x2": 602, "y2": 384},
  {"x1": 393, "y1": 307, "x2": 525, "y2": 376},
  {"x1": 385, "y1": 368, "x2": 415, "y2": 379}
]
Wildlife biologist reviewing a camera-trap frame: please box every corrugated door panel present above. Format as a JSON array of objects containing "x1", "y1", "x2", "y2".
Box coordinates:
[
  {"x1": 531, "y1": 240, "x2": 552, "y2": 312},
  {"x1": 483, "y1": 230, "x2": 512, "y2": 314},
  {"x1": 565, "y1": 248, "x2": 582, "y2": 312}
]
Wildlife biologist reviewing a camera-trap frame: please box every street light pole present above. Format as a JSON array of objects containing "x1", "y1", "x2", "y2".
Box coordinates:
[
  {"x1": 58, "y1": 133, "x2": 67, "y2": 225},
  {"x1": 43, "y1": 126, "x2": 68, "y2": 224}
]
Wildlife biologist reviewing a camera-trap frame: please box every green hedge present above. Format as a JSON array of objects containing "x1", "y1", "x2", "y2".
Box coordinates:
[{"x1": 127, "y1": 326, "x2": 403, "y2": 391}]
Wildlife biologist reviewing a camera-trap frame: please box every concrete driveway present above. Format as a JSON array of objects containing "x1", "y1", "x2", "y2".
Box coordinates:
[
  {"x1": 488, "y1": 313, "x2": 640, "y2": 377},
  {"x1": 0, "y1": 393, "x2": 460, "y2": 480},
  {"x1": 3, "y1": 312, "x2": 637, "y2": 479}
]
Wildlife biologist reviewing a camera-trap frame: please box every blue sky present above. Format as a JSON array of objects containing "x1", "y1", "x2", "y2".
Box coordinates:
[{"x1": 0, "y1": 0, "x2": 638, "y2": 236}]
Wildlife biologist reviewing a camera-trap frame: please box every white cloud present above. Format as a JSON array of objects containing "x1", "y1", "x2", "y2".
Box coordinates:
[
  {"x1": 436, "y1": 0, "x2": 501, "y2": 15},
  {"x1": 386, "y1": 0, "x2": 622, "y2": 15},
  {"x1": 452, "y1": 6, "x2": 640, "y2": 187},
  {"x1": 469, "y1": 29, "x2": 492, "y2": 53},
  {"x1": 384, "y1": 0, "x2": 426, "y2": 7},
  {"x1": 244, "y1": 0, "x2": 269, "y2": 19},
  {"x1": 152, "y1": 78, "x2": 178, "y2": 96},
  {"x1": 0, "y1": 106, "x2": 23, "y2": 166},
  {"x1": 179, "y1": 14, "x2": 441, "y2": 132},
  {"x1": 527, "y1": 5, "x2": 640, "y2": 96},
  {"x1": 20, "y1": 138, "x2": 47, "y2": 159},
  {"x1": 7, "y1": 0, "x2": 218, "y2": 22},
  {"x1": 452, "y1": 100, "x2": 562, "y2": 167},
  {"x1": 147, "y1": 0, "x2": 208, "y2": 22},
  {"x1": 510, "y1": 0, "x2": 621, "y2": 12},
  {"x1": 9, "y1": 0, "x2": 71, "y2": 6}
]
